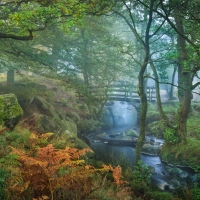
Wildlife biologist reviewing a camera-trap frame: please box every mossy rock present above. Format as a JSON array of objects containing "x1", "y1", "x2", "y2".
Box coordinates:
[
  {"x1": 0, "y1": 93, "x2": 23, "y2": 129},
  {"x1": 125, "y1": 129, "x2": 138, "y2": 137},
  {"x1": 77, "y1": 119, "x2": 101, "y2": 134},
  {"x1": 63, "y1": 120, "x2": 77, "y2": 136},
  {"x1": 52, "y1": 132, "x2": 89, "y2": 150},
  {"x1": 109, "y1": 132, "x2": 120, "y2": 136},
  {"x1": 36, "y1": 114, "x2": 77, "y2": 135},
  {"x1": 66, "y1": 111, "x2": 80, "y2": 123},
  {"x1": 142, "y1": 144, "x2": 161, "y2": 155},
  {"x1": 33, "y1": 96, "x2": 60, "y2": 119}
]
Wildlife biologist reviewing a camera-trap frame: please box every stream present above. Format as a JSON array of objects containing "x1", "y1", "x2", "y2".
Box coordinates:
[{"x1": 86, "y1": 101, "x2": 198, "y2": 191}]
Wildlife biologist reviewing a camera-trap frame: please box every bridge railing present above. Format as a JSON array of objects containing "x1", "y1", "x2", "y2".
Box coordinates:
[{"x1": 87, "y1": 84, "x2": 156, "y2": 102}]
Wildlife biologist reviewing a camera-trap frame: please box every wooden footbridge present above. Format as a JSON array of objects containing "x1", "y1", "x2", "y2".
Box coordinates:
[{"x1": 77, "y1": 83, "x2": 156, "y2": 103}]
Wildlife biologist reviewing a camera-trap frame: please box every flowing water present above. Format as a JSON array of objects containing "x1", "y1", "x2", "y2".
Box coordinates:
[{"x1": 86, "y1": 101, "x2": 197, "y2": 190}]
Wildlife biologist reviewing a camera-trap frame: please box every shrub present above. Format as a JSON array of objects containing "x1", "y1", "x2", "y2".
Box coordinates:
[
  {"x1": 130, "y1": 161, "x2": 151, "y2": 196},
  {"x1": 164, "y1": 128, "x2": 179, "y2": 144},
  {"x1": 3, "y1": 144, "x2": 129, "y2": 200}
]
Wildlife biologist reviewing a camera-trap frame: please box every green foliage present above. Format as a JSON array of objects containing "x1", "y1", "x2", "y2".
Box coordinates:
[
  {"x1": 1, "y1": 0, "x2": 113, "y2": 41},
  {"x1": 0, "y1": 154, "x2": 21, "y2": 200},
  {"x1": 146, "y1": 191, "x2": 175, "y2": 200},
  {"x1": 148, "y1": 120, "x2": 168, "y2": 137},
  {"x1": 5, "y1": 130, "x2": 30, "y2": 148},
  {"x1": 187, "y1": 114, "x2": 200, "y2": 140},
  {"x1": 165, "y1": 50, "x2": 179, "y2": 60},
  {"x1": 192, "y1": 183, "x2": 200, "y2": 200},
  {"x1": 132, "y1": 161, "x2": 151, "y2": 184},
  {"x1": 0, "y1": 154, "x2": 20, "y2": 167},
  {"x1": 163, "y1": 103, "x2": 179, "y2": 114},
  {"x1": 130, "y1": 161, "x2": 151, "y2": 196},
  {"x1": 0, "y1": 126, "x2": 133, "y2": 199},
  {"x1": 161, "y1": 138, "x2": 200, "y2": 168},
  {"x1": 164, "y1": 128, "x2": 179, "y2": 144},
  {"x1": 0, "y1": 168, "x2": 10, "y2": 200},
  {"x1": 173, "y1": 186, "x2": 193, "y2": 200}
]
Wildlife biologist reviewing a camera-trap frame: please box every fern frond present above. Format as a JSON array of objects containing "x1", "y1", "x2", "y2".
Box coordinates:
[
  {"x1": 102, "y1": 165, "x2": 127, "y2": 185},
  {"x1": 6, "y1": 144, "x2": 128, "y2": 199},
  {"x1": 39, "y1": 132, "x2": 54, "y2": 140},
  {"x1": 67, "y1": 147, "x2": 93, "y2": 159}
]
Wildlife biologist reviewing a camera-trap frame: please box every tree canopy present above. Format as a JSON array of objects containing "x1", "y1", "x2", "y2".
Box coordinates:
[{"x1": 0, "y1": 0, "x2": 114, "y2": 40}]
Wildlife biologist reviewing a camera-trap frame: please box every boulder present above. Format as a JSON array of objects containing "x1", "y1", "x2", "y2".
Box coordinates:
[
  {"x1": 66, "y1": 110, "x2": 80, "y2": 122},
  {"x1": 33, "y1": 96, "x2": 59, "y2": 119},
  {"x1": 142, "y1": 144, "x2": 161, "y2": 155},
  {"x1": 125, "y1": 129, "x2": 138, "y2": 138},
  {"x1": 63, "y1": 120, "x2": 77, "y2": 135},
  {"x1": 36, "y1": 114, "x2": 77, "y2": 135},
  {"x1": 0, "y1": 93, "x2": 23, "y2": 129}
]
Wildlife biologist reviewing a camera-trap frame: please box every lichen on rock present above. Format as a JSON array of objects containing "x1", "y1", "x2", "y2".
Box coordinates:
[{"x1": 0, "y1": 93, "x2": 23, "y2": 129}]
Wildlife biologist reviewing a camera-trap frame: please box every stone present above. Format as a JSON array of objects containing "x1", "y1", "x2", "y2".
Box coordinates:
[
  {"x1": 36, "y1": 114, "x2": 77, "y2": 135},
  {"x1": 66, "y1": 110, "x2": 80, "y2": 122},
  {"x1": 33, "y1": 96, "x2": 59, "y2": 119},
  {"x1": 0, "y1": 93, "x2": 23, "y2": 129},
  {"x1": 63, "y1": 120, "x2": 77, "y2": 136},
  {"x1": 142, "y1": 143, "x2": 161, "y2": 155},
  {"x1": 125, "y1": 129, "x2": 138, "y2": 137}
]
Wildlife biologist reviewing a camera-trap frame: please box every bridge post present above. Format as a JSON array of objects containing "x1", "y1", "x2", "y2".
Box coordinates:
[
  {"x1": 125, "y1": 84, "x2": 127, "y2": 101},
  {"x1": 148, "y1": 87, "x2": 150, "y2": 101}
]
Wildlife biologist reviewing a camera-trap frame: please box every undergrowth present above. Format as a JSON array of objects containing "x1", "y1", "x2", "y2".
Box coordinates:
[
  {"x1": 0, "y1": 122, "x2": 187, "y2": 200},
  {"x1": 0, "y1": 127, "x2": 132, "y2": 200},
  {"x1": 161, "y1": 138, "x2": 200, "y2": 170}
]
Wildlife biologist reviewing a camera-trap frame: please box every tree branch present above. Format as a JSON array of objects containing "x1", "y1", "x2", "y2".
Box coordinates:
[{"x1": 0, "y1": 30, "x2": 33, "y2": 40}]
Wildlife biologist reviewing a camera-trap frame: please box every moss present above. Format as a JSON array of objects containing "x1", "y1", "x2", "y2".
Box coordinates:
[
  {"x1": 0, "y1": 94, "x2": 23, "y2": 128},
  {"x1": 125, "y1": 129, "x2": 138, "y2": 137},
  {"x1": 161, "y1": 138, "x2": 200, "y2": 170},
  {"x1": 187, "y1": 115, "x2": 200, "y2": 140},
  {"x1": 77, "y1": 119, "x2": 101, "y2": 134},
  {"x1": 36, "y1": 115, "x2": 77, "y2": 135},
  {"x1": 66, "y1": 111, "x2": 80, "y2": 123},
  {"x1": 63, "y1": 120, "x2": 77, "y2": 135}
]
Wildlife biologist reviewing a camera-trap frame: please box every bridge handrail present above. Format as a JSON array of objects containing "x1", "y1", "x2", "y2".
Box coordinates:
[{"x1": 77, "y1": 84, "x2": 156, "y2": 102}]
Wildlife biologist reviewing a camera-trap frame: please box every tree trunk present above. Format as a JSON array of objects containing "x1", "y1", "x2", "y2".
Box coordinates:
[
  {"x1": 177, "y1": 62, "x2": 184, "y2": 104},
  {"x1": 174, "y1": 9, "x2": 192, "y2": 142},
  {"x1": 135, "y1": 0, "x2": 154, "y2": 164},
  {"x1": 135, "y1": 66, "x2": 148, "y2": 163},
  {"x1": 7, "y1": 70, "x2": 14, "y2": 86},
  {"x1": 177, "y1": 74, "x2": 192, "y2": 141},
  {"x1": 149, "y1": 59, "x2": 169, "y2": 124}
]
